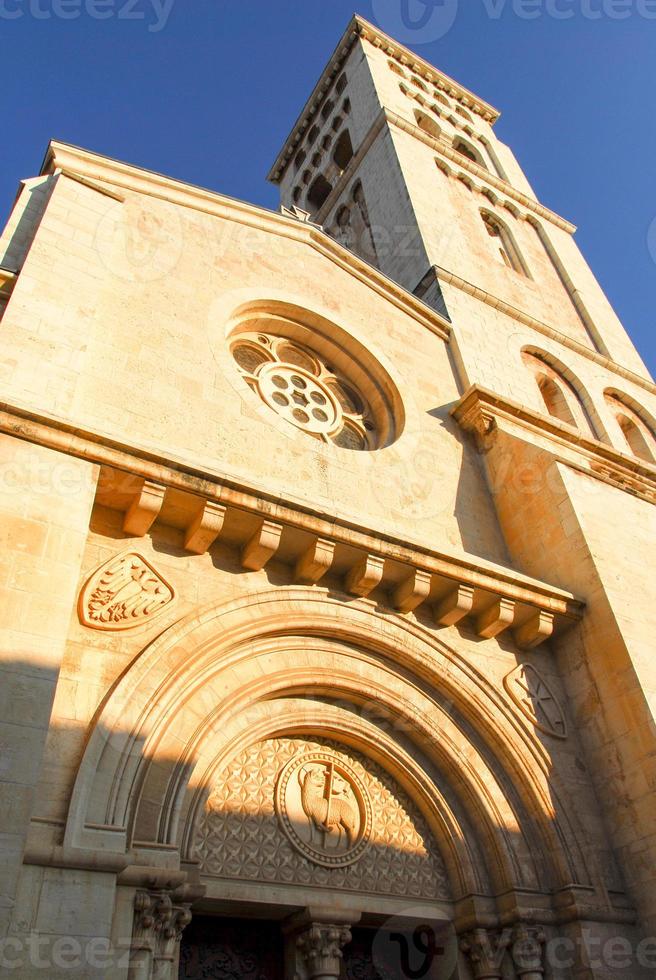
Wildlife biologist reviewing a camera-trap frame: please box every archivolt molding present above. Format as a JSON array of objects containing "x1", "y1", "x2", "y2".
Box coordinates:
[
  {"x1": 64, "y1": 588, "x2": 598, "y2": 912},
  {"x1": 164, "y1": 665, "x2": 520, "y2": 896}
]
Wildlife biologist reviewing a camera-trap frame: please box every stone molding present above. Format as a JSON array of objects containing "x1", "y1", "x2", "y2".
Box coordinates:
[
  {"x1": 443, "y1": 272, "x2": 656, "y2": 398},
  {"x1": 39, "y1": 144, "x2": 450, "y2": 342},
  {"x1": 384, "y1": 109, "x2": 575, "y2": 234},
  {"x1": 453, "y1": 384, "x2": 656, "y2": 504},
  {"x1": 0, "y1": 404, "x2": 583, "y2": 646}
]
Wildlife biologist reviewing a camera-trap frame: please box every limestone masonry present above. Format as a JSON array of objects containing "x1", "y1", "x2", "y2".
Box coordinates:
[{"x1": 0, "y1": 14, "x2": 654, "y2": 979}]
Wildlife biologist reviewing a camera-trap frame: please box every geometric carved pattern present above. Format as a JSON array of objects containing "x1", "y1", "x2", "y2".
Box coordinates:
[
  {"x1": 504, "y1": 664, "x2": 567, "y2": 740},
  {"x1": 196, "y1": 737, "x2": 451, "y2": 900},
  {"x1": 78, "y1": 551, "x2": 175, "y2": 631}
]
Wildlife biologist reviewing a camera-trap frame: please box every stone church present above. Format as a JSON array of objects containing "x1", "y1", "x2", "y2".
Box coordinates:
[{"x1": 0, "y1": 13, "x2": 654, "y2": 980}]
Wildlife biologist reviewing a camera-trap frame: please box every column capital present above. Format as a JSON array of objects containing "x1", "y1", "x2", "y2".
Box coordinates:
[
  {"x1": 295, "y1": 922, "x2": 353, "y2": 980},
  {"x1": 130, "y1": 888, "x2": 193, "y2": 979},
  {"x1": 459, "y1": 927, "x2": 511, "y2": 979},
  {"x1": 510, "y1": 923, "x2": 546, "y2": 979}
]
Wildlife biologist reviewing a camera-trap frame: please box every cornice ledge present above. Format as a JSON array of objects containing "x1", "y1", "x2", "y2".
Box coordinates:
[
  {"x1": 436, "y1": 265, "x2": 656, "y2": 397},
  {"x1": 385, "y1": 110, "x2": 576, "y2": 234},
  {"x1": 353, "y1": 15, "x2": 499, "y2": 122},
  {"x1": 453, "y1": 385, "x2": 656, "y2": 504},
  {"x1": 0, "y1": 400, "x2": 583, "y2": 622},
  {"x1": 42, "y1": 142, "x2": 450, "y2": 342}
]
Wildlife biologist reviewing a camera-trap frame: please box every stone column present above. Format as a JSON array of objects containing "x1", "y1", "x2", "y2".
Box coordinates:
[
  {"x1": 459, "y1": 927, "x2": 511, "y2": 979},
  {"x1": 127, "y1": 889, "x2": 192, "y2": 980},
  {"x1": 510, "y1": 924, "x2": 546, "y2": 980},
  {"x1": 285, "y1": 910, "x2": 359, "y2": 980}
]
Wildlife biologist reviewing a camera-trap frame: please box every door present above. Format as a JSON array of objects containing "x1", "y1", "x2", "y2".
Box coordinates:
[{"x1": 179, "y1": 916, "x2": 284, "y2": 979}]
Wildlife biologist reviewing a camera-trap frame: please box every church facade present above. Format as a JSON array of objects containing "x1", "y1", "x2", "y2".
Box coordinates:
[{"x1": 0, "y1": 14, "x2": 655, "y2": 979}]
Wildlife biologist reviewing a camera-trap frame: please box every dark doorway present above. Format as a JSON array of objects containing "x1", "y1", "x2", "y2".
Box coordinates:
[{"x1": 179, "y1": 916, "x2": 284, "y2": 979}]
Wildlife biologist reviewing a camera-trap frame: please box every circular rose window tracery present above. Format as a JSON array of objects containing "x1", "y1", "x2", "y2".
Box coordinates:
[{"x1": 231, "y1": 332, "x2": 380, "y2": 450}]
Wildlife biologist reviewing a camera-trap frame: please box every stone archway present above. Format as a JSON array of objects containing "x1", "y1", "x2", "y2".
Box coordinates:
[{"x1": 63, "y1": 587, "x2": 599, "y2": 979}]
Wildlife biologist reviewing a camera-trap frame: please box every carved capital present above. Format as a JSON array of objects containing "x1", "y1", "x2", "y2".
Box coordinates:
[
  {"x1": 295, "y1": 922, "x2": 353, "y2": 980},
  {"x1": 130, "y1": 889, "x2": 192, "y2": 980},
  {"x1": 511, "y1": 924, "x2": 546, "y2": 978},
  {"x1": 459, "y1": 927, "x2": 511, "y2": 979},
  {"x1": 456, "y1": 403, "x2": 498, "y2": 452}
]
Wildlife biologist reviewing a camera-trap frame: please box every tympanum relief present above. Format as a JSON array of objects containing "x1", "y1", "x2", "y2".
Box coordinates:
[
  {"x1": 196, "y1": 738, "x2": 450, "y2": 900},
  {"x1": 275, "y1": 750, "x2": 372, "y2": 868}
]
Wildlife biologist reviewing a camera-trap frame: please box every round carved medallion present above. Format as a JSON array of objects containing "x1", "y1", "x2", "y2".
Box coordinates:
[{"x1": 274, "y1": 751, "x2": 373, "y2": 868}]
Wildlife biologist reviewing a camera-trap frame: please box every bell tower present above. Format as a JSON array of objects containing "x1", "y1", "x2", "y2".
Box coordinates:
[
  {"x1": 268, "y1": 15, "x2": 650, "y2": 378},
  {"x1": 268, "y1": 14, "x2": 656, "y2": 943}
]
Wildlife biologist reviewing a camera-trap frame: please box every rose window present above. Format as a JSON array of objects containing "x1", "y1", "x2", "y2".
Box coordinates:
[{"x1": 231, "y1": 333, "x2": 378, "y2": 450}]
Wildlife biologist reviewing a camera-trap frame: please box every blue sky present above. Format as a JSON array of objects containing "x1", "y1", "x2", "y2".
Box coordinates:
[{"x1": 1, "y1": 0, "x2": 654, "y2": 375}]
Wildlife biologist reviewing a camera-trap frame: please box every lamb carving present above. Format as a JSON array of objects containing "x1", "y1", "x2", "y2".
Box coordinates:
[{"x1": 298, "y1": 764, "x2": 358, "y2": 848}]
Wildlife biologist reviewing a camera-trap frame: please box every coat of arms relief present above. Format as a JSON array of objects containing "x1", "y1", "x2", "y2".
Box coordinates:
[
  {"x1": 79, "y1": 551, "x2": 176, "y2": 631},
  {"x1": 504, "y1": 664, "x2": 568, "y2": 740}
]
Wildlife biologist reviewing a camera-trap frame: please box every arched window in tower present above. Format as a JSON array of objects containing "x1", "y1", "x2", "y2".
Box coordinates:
[
  {"x1": 388, "y1": 59, "x2": 406, "y2": 78},
  {"x1": 604, "y1": 392, "x2": 656, "y2": 462},
  {"x1": 433, "y1": 90, "x2": 450, "y2": 108},
  {"x1": 414, "y1": 109, "x2": 441, "y2": 140},
  {"x1": 481, "y1": 210, "x2": 528, "y2": 276},
  {"x1": 411, "y1": 75, "x2": 428, "y2": 91},
  {"x1": 456, "y1": 106, "x2": 474, "y2": 122},
  {"x1": 333, "y1": 130, "x2": 354, "y2": 171},
  {"x1": 537, "y1": 376, "x2": 577, "y2": 427},
  {"x1": 307, "y1": 174, "x2": 332, "y2": 211},
  {"x1": 522, "y1": 350, "x2": 594, "y2": 433},
  {"x1": 336, "y1": 73, "x2": 348, "y2": 95},
  {"x1": 454, "y1": 138, "x2": 486, "y2": 169}
]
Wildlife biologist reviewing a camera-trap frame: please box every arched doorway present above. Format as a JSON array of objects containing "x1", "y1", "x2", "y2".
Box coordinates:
[{"x1": 64, "y1": 588, "x2": 598, "y2": 979}]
